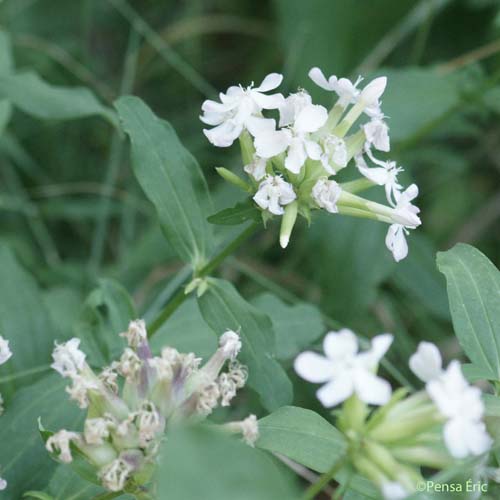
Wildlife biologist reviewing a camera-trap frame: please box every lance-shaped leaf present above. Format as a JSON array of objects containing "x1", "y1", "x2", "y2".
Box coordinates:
[
  {"x1": 0, "y1": 72, "x2": 116, "y2": 126},
  {"x1": 437, "y1": 244, "x2": 500, "y2": 380},
  {"x1": 0, "y1": 374, "x2": 83, "y2": 499},
  {"x1": 197, "y1": 278, "x2": 292, "y2": 411},
  {"x1": 158, "y1": 425, "x2": 299, "y2": 500},
  {"x1": 0, "y1": 29, "x2": 13, "y2": 134},
  {"x1": 257, "y1": 406, "x2": 377, "y2": 498},
  {"x1": 115, "y1": 96, "x2": 214, "y2": 268},
  {"x1": 207, "y1": 199, "x2": 261, "y2": 226},
  {"x1": 0, "y1": 245, "x2": 59, "y2": 399},
  {"x1": 74, "y1": 278, "x2": 136, "y2": 367}
]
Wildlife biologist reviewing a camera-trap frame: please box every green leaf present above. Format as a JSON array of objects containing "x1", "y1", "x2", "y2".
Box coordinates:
[
  {"x1": 251, "y1": 293, "x2": 324, "y2": 360},
  {"x1": 376, "y1": 67, "x2": 461, "y2": 143},
  {"x1": 158, "y1": 425, "x2": 299, "y2": 500},
  {"x1": 257, "y1": 406, "x2": 347, "y2": 473},
  {"x1": 150, "y1": 298, "x2": 217, "y2": 360},
  {"x1": 0, "y1": 29, "x2": 13, "y2": 134},
  {"x1": 391, "y1": 234, "x2": 450, "y2": 321},
  {"x1": 197, "y1": 278, "x2": 293, "y2": 411},
  {"x1": 0, "y1": 244, "x2": 59, "y2": 398},
  {"x1": 306, "y1": 213, "x2": 394, "y2": 322},
  {"x1": 207, "y1": 199, "x2": 260, "y2": 226},
  {"x1": 0, "y1": 374, "x2": 83, "y2": 499},
  {"x1": 437, "y1": 244, "x2": 500, "y2": 380},
  {"x1": 115, "y1": 96, "x2": 214, "y2": 268},
  {"x1": 0, "y1": 72, "x2": 116, "y2": 126},
  {"x1": 257, "y1": 406, "x2": 378, "y2": 498},
  {"x1": 23, "y1": 493, "x2": 55, "y2": 500},
  {"x1": 74, "y1": 279, "x2": 136, "y2": 367}
]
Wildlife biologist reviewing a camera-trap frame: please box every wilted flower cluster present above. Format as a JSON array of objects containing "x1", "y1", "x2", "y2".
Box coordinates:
[
  {"x1": 45, "y1": 321, "x2": 257, "y2": 493},
  {"x1": 201, "y1": 69, "x2": 421, "y2": 261},
  {"x1": 0, "y1": 335, "x2": 13, "y2": 491},
  {"x1": 295, "y1": 330, "x2": 492, "y2": 499}
]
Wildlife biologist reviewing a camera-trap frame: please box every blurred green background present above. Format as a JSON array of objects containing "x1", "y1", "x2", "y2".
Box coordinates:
[{"x1": 0, "y1": 0, "x2": 499, "y2": 403}]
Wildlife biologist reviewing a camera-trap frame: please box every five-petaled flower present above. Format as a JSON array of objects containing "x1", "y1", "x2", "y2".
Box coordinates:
[{"x1": 294, "y1": 329, "x2": 393, "y2": 407}]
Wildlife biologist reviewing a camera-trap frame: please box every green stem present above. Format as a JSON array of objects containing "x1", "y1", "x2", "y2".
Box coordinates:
[
  {"x1": 303, "y1": 457, "x2": 347, "y2": 500},
  {"x1": 147, "y1": 222, "x2": 260, "y2": 336}
]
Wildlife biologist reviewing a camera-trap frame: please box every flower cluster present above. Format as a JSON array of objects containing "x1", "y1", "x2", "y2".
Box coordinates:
[
  {"x1": 0, "y1": 335, "x2": 13, "y2": 491},
  {"x1": 295, "y1": 331, "x2": 492, "y2": 499},
  {"x1": 45, "y1": 321, "x2": 258, "y2": 493},
  {"x1": 201, "y1": 69, "x2": 421, "y2": 261}
]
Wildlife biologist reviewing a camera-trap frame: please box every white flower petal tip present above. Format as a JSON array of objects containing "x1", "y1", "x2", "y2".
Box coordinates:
[
  {"x1": 409, "y1": 342, "x2": 443, "y2": 382},
  {"x1": 0, "y1": 336, "x2": 12, "y2": 365},
  {"x1": 219, "y1": 330, "x2": 242, "y2": 359},
  {"x1": 279, "y1": 234, "x2": 290, "y2": 249},
  {"x1": 51, "y1": 338, "x2": 86, "y2": 378},
  {"x1": 308, "y1": 67, "x2": 336, "y2": 91},
  {"x1": 382, "y1": 482, "x2": 409, "y2": 500},
  {"x1": 0, "y1": 478, "x2": 6, "y2": 491},
  {"x1": 361, "y1": 76, "x2": 387, "y2": 104}
]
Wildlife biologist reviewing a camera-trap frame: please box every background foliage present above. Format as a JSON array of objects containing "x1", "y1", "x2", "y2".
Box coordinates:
[{"x1": 0, "y1": 0, "x2": 499, "y2": 498}]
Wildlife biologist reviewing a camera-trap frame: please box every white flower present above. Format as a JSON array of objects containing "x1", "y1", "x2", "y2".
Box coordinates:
[
  {"x1": 66, "y1": 374, "x2": 99, "y2": 409},
  {"x1": 364, "y1": 118, "x2": 390, "y2": 152},
  {"x1": 319, "y1": 135, "x2": 348, "y2": 173},
  {"x1": 411, "y1": 344, "x2": 493, "y2": 460},
  {"x1": 100, "y1": 457, "x2": 133, "y2": 492},
  {"x1": 219, "y1": 330, "x2": 242, "y2": 360},
  {"x1": 385, "y1": 184, "x2": 421, "y2": 262},
  {"x1": 46, "y1": 429, "x2": 81, "y2": 463},
  {"x1": 51, "y1": 338, "x2": 86, "y2": 378},
  {"x1": 243, "y1": 154, "x2": 267, "y2": 181},
  {"x1": 239, "y1": 414, "x2": 259, "y2": 446},
  {"x1": 84, "y1": 417, "x2": 114, "y2": 445},
  {"x1": 0, "y1": 477, "x2": 6, "y2": 491},
  {"x1": 200, "y1": 73, "x2": 284, "y2": 147},
  {"x1": 278, "y1": 91, "x2": 313, "y2": 127},
  {"x1": 312, "y1": 178, "x2": 342, "y2": 213},
  {"x1": 253, "y1": 175, "x2": 296, "y2": 215},
  {"x1": 409, "y1": 341, "x2": 443, "y2": 382},
  {"x1": 255, "y1": 104, "x2": 327, "y2": 174},
  {"x1": 120, "y1": 319, "x2": 147, "y2": 348},
  {"x1": 382, "y1": 482, "x2": 409, "y2": 500},
  {"x1": 0, "y1": 336, "x2": 12, "y2": 365},
  {"x1": 137, "y1": 402, "x2": 163, "y2": 447},
  {"x1": 294, "y1": 329, "x2": 393, "y2": 407},
  {"x1": 308, "y1": 67, "x2": 361, "y2": 107},
  {"x1": 356, "y1": 153, "x2": 402, "y2": 206}
]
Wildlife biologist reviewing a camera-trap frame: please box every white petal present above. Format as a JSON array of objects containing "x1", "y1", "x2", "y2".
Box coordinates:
[
  {"x1": 316, "y1": 374, "x2": 354, "y2": 407},
  {"x1": 254, "y1": 130, "x2": 290, "y2": 159},
  {"x1": 361, "y1": 76, "x2": 387, "y2": 104},
  {"x1": 354, "y1": 370, "x2": 392, "y2": 405},
  {"x1": 252, "y1": 92, "x2": 285, "y2": 110},
  {"x1": 382, "y1": 482, "x2": 409, "y2": 500},
  {"x1": 294, "y1": 105, "x2": 328, "y2": 133},
  {"x1": 323, "y1": 329, "x2": 358, "y2": 360},
  {"x1": 203, "y1": 121, "x2": 242, "y2": 148},
  {"x1": 466, "y1": 421, "x2": 492, "y2": 455},
  {"x1": 285, "y1": 139, "x2": 307, "y2": 174},
  {"x1": 409, "y1": 342, "x2": 443, "y2": 382},
  {"x1": 245, "y1": 116, "x2": 276, "y2": 137},
  {"x1": 443, "y1": 418, "x2": 470, "y2": 459},
  {"x1": 385, "y1": 224, "x2": 408, "y2": 262},
  {"x1": 308, "y1": 67, "x2": 335, "y2": 91},
  {"x1": 201, "y1": 99, "x2": 232, "y2": 114},
  {"x1": 367, "y1": 333, "x2": 393, "y2": 365},
  {"x1": 255, "y1": 73, "x2": 283, "y2": 92},
  {"x1": 304, "y1": 139, "x2": 322, "y2": 160},
  {"x1": 294, "y1": 352, "x2": 334, "y2": 383}
]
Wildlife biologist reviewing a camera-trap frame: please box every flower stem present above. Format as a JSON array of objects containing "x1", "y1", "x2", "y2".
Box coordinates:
[
  {"x1": 302, "y1": 456, "x2": 347, "y2": 500},
  {"x1": 147, "y1": 222, "x2": 260, "y2": 336}
]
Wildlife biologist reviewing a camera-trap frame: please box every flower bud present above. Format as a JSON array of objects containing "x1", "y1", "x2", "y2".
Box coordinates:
[{"x1": 361, "y1": 77, "x2": 387, "y2": 104}]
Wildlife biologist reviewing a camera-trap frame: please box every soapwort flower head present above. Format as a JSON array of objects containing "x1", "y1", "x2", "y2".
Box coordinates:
[
  {"x1": 296, "y1": 332, "x2": 493, "y2": 499},
  {"x1": 45, "y1": 323, "x2": 256, "y2": 493},
  {"x1": 202, "y1": 68, "x2": 421, "y2": 259}
]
